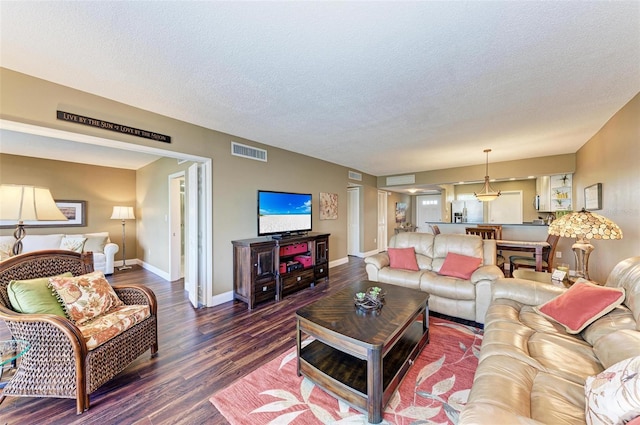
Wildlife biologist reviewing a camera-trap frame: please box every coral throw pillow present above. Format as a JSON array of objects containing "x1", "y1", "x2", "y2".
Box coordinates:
[
  {"x1": 535, "y1": 280, "x2": 625, "y2": 334},
  {"x1": 438, "y1": 253, "x2": 482, "y2": 279},
  {"x1": 49, "y1": 270, "x2": 123, "y2": 325},
  {"x1": 388, "y1": 247, "x2": 419, "y2": 271},
  {"x1": 585, "y1": 356, "x2": 640, "y2": 425}
]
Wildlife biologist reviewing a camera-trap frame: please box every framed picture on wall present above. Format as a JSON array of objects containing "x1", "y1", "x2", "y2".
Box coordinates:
[
  {"x1": 395, "y1": 202, "x2": 407, "y2": 223},
  {"x1": 319, "y1": 192, "x2": 338, "y2": 220},
  {"x1": 0, "y1": 200, "x2": 86, "y2": 228},
  {"x1": 584, "y1": 183, "x2": 602, "y2": 210}
]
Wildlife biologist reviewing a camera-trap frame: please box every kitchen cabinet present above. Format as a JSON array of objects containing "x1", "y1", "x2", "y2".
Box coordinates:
[
  {"x1": 536, "y1": 174, "x2": 572, "y2": 212},
  {"x1": 550, "y1": 174, "x2": 572, "y2": 211}
]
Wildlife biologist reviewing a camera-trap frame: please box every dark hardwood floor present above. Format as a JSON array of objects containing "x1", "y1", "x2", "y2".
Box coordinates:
[{"x1": 0, "y1": 256, "x2": 369, "y2": 425}]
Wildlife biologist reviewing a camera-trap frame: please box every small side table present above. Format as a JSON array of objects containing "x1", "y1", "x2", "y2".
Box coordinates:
[
  {"x1": 0, "y1": 340, "x2": 30, "y2": 390},
  {"x1": 512, "y1": 269, "x2": 571, "y2": 288}
]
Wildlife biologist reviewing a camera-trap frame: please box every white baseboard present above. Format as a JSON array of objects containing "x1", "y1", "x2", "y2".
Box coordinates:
[
  {"x1": 206, "y1": 258, "x2": 349, "y2": 308},
  {"x1": 329, "y1": 257, "x2": 349, "y2": 268},
  {"x1": 119, "y1": 256, "x2": 355, "y2": 308},
  {"x1": 208, "y1": 291, "x2": 234, "y2": 307},
  {"x1": 138, "y1": 260, "x2": 170, "y2": 281},
  {"x1": 353, "y1": 249, "x2": 381, "y2": 258}
]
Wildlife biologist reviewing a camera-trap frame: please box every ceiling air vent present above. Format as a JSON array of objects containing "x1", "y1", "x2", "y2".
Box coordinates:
[
  {"x1": 231, "y1": 142, "x2": 267, "y2": 162},
  {"x1": 386, "y1": 174, "x2": 415, "y2": 186},
  {"x1": 348, "y1": 170, "x2": 362, "y2": 181}
]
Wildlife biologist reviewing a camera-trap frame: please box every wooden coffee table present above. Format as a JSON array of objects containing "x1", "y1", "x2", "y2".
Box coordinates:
[{"x1": 296, "y1": 281, "x2": 429, "y2": 424}]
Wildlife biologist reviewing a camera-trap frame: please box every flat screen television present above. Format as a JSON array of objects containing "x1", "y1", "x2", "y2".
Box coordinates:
[{"x1": 257, "y1": 190, "x2": 312, "y2": 237}]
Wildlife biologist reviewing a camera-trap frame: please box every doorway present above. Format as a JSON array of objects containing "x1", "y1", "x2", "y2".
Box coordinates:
[
  {"x1": 347, "y1": 187, "x2": 360, "y2": 256},
  {"x1": 377, "y1": 191, "x2": 388, "y2": 252},
  {"x1": 169, "y1": 172, "x2": 185, "y2": 282},
  {"x1": 2, "y1": 119, "x2": 213, "y2": 307},
  {"x1": 416, "y1": 194, "x2": 442, "y2": 232}
]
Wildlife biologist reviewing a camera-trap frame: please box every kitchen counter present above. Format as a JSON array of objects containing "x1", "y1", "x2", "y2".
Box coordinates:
[{"x1": 423, "y1": 222, "x2": 550, "y2": 242}]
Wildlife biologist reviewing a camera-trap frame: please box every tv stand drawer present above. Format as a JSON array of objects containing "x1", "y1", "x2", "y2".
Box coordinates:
[
  {"x1": 282, "y1": 268, "x2": 314, "y2": 295},
  {"x1": 253, "y1": 281, "x2": 277, "y2": 304}
]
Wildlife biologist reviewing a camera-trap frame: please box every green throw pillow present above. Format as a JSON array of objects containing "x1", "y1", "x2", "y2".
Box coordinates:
[{"x1": 8, "y1": 273, "x2": 72, "y2": 317}]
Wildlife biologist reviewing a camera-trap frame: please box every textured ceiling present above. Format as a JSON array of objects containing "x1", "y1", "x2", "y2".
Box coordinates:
[{"x1": 1, "y1": 2, "x2": 639, "y2": 175}]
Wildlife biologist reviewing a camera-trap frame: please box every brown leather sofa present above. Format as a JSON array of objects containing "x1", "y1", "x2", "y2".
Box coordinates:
[
  {"x1": 460, "y1": 256, "x2": 640, "y2": 424},
  {"x1": 364, "y1": 232, "x2": 504, "y2": 324}
]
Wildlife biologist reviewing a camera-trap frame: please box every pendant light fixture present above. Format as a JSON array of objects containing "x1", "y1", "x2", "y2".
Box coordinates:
[{"x1": 474, "y1": 149, "x2": 501, "y2": 202}]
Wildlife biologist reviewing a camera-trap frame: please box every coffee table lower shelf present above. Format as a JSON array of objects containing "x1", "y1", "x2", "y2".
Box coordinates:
[{"x1": 298, "y1": 321, "x2": 428, "y2": 422}]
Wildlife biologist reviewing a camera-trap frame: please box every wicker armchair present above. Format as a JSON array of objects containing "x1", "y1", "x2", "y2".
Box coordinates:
[{"x1": 0, "y1": 250, "x2": 158, "y2": 414}]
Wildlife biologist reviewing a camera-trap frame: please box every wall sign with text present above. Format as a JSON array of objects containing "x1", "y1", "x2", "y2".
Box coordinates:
[{"x1": 57, "y1": 111, "x2": 171, "y2": 143}]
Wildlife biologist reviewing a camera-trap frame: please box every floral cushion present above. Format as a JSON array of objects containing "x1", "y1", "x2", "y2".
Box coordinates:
[
  {"x1": 48, "y1": 270, "x2": 123, "y2": 325},
  {"x1": 78, "y1": 304, "x2": 150, "y2": 350},
  {"x1": 59, "y1": 236, "x2": 87, "y2": 253},
  {"x1": 585, "y1": 355, "x2": 640, "y2": 425}
]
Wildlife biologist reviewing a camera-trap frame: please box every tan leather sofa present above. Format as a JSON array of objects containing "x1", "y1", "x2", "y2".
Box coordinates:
[
  {"x1": 460, "y1": 256, "x2": 640, "y2": 424},
  {"x1": 364, "y1": 232, "x2": 504, "y2": 324}
]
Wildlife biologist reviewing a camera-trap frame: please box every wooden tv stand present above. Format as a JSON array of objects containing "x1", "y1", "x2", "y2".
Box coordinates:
[{"x1": 232, "y1": 233, "x2": 330, "y2": 309}]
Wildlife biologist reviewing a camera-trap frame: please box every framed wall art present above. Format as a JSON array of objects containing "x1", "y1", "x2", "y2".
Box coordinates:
[
  {"x1": 395, "y1": 202, "x2": 407, "y2": 223},
  {"x1": 584, "y1": 183, "x2": 602, "y2": 210},
  {"x1": 319, "y1": 192, "x2": 338, "y2": 220},
  {"x1": 0, "y1": 200, "x2": 86, "y2": 229}
]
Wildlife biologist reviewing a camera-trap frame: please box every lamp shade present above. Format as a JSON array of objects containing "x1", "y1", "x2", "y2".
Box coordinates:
[
  {"x1": 474, "y1": 149, "x2": 501, "y2": 202},
  {"x1": 0, "y1": 184, "x2": 67, "y2": 221},
  {"x1": 474, "y1": 178, "x2": 501, "y2": 202},
  {"x1": 548, "y1": 208, "x2": 623, "y2": 243},
  {"x1": 110, "y1": 206, "x2": 136, "y2": 220}
]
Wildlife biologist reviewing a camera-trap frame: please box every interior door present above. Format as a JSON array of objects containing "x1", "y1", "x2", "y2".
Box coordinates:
[
  {"x1": 347, "y1": 187, "x2": 360, "y2": 256},
  {"x1": 377, "y1": 191, "x2": 387, "y2": 252},
  {"x1": 416, "y1": 194, "x2": 442, "y2": 232},
  {"x1": 169, "y1": 172, "x2": 185, "y2": 282},
  {"x1": 184, "y1": 163, "x2": 199, "y2": 308}
]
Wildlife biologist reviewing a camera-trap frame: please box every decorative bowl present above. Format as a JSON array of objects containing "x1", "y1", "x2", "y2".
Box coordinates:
[
  {"x1": 366, "y1": 286, "x2": 386, "y2": 300},
  {"x1": 354, "y1": 287, "x2": 385, "y2": 311}
]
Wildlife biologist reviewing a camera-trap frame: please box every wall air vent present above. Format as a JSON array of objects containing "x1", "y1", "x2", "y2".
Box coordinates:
[
  {"x1": 386, "y1": 174, "x2": 415, "y2": 186},
  {"x1": 348, "y1": 170, "x2": 362, "y2": 181},
  {"x1": 231, "y1": 142, "x2": 267, "y2": 162}
]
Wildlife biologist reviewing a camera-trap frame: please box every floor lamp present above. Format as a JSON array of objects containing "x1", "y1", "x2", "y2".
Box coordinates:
[
  {"x1": 0, "y1": 184, "x2": 67, "y2": 255},
  {"x1": 548, "y1": 208, "x2": 623, "y2": 280},
  {"x1": 111, "y1": 206, "x2": 136, "y2": 271}
]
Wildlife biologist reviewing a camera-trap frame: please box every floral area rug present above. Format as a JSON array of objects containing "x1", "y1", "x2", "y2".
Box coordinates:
[{"x1": 210, "y1": 317, "x2": 482, "y2": 424}]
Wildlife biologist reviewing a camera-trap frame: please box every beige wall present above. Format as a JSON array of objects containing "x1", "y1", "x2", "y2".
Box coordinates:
[
  {"x1": 0, "y1": 68, "x2": 377, "y2": 299},
  {"x1": 0, "y1": 154, "x2": 137, "y2": 254},
  {"x1": 453, "y1": 178, "x2": 539, "y2": 223},
  {"x1": 573, "y1": 92, "x2": 640, "y2": 282},
  {"x1": 378, "y1": 153, "x2": 576, "y2": 187},
  {"x1": 1, "y1": 67, "x2": 637, "y2": 288},
  {"x1": 135, "y1": 157, "x2": 194, "y2": 268}
]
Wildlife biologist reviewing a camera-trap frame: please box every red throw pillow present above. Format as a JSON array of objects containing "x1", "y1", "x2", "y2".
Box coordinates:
[
  {"x1": 438, "y1": 253, "x2": 482, "y2": 279},
  {"x1": 535, "y1": 280, "x2": 625, "y2": 334},
  {"x1": 388, "y1": 247, "x2": 419, "y2": 271}
]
